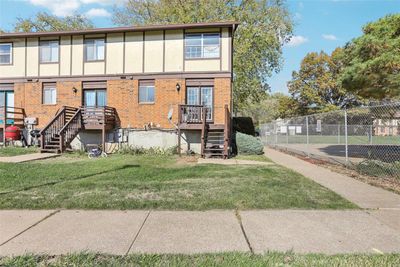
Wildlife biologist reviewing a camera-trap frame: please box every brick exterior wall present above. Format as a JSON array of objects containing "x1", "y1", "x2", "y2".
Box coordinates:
[
  {"x1": 14, "y1": 81, "x2": 82, "y2": 127},
  {"x1": 214, "y1": 78, "x2": 232, "y2": 124},
  {"x1": 12, "y1": 77, "x2": 231, "y2": 129}
]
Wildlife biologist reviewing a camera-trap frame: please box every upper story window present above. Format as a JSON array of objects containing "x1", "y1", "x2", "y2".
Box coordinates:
[
  {"x1": 40, "y1": 40, "x2": 59, "y2": 63},
  {"x1": 0, "y1": 43, "x2": 12, "y2": 65},
  {"x1": 85, "y1": 39, "x2": 105, "y2": 62},
  {"x1": 42, "y1": 83, "x2": 57, "y2": 105},
  {"x1": 185, "y1": 33, "x2": 220, "y2": 59},
  {"x1": 139, "y1": 80, "x2": 155, "y2": 104}
]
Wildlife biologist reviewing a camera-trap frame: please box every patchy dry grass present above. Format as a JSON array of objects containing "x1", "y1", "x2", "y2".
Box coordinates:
[
  {"x1": 0, "y1": 146, "x2": 39, "y2": 157},
  {"x1": 0, "y1": 154, "x2": 356, "y2": 210},
  {"x1": 1, "y1": 252, "x2": 399, "y2": 267}
]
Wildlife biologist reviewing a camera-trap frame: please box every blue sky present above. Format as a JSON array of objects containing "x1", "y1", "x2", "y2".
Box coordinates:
[{"x1": 0, "y1": 0, "x2": 399, "y2": 94}]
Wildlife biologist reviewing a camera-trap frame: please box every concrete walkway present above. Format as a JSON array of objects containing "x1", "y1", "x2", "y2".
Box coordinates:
[
  {"x1": 1, "y1": 209, "x2": 399, "y2": 256},
  {"x1": 197, "y1": 158, "x2": 274, "y2": 165},
  {"x1": 264, "y1": 148, "x2": 400, "y2": 209},
  {"x1": 0, "y1": 153, "x2": 60, "y2": 163}
]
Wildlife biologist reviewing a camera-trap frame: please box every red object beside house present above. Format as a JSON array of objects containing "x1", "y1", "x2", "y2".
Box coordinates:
[{"x1": 5, "y1": 125, "x2": 21, "y2": 140}]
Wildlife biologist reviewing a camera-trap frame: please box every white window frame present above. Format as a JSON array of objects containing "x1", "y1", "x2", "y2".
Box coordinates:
[
  {"x1": 138, "y1": 82, "x2": 155, "y2": 104},
  {"x1": 185, "y1": 33, "x2": 220, "y2": 59},
  {"x1": 85, "y1": 38, "x2": 105, "y2": 62},
  {"x1": 42, "y1": 86, "x2": 57, "y2": 105},
  {"x1": 186, "y1": 86, "x2": 214, "y2": 121},
  {"x1": 0, "y1": 43, "x2": 12, "y2": 65},
  {"x1": 40, "y1": 40, "x2": 59, "y2": 63}
]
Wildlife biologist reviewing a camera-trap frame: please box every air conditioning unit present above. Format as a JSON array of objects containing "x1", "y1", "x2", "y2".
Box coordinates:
[{"x1": 24, "y1": 117, "x2": 38, "y2": 125}]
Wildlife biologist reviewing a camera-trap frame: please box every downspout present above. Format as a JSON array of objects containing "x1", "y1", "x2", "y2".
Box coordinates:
[{"x1": 231, "y1": 23, "x2": 235, "y2": 115}]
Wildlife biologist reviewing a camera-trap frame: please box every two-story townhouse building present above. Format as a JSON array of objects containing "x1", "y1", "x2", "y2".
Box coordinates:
[{"x1": 0, "y1": 22, "x2": 238, "y2": 157}]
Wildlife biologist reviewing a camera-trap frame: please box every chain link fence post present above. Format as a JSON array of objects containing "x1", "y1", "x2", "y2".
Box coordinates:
[
  {"x1": 306, "y1": 116, "x2": 309, "y2": 157},
  {"x1": 344, "y1": 109, "x2": 349, "y2": 163},
  {"x1": 369, "y1": 125, "x2": 373, "y2": 145},
  {"x1": 286, "y1": 121, "x2": 289, "y2": 146}
]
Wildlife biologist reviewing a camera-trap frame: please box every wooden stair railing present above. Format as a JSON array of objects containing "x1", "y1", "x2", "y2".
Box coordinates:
[
  {"x1": 80, "y1": 106, "x2": 117, "y2": 128},
  {"x1": 58, "y1": 109, "x2": 82, "y2": 152},
  {"x1": 40, "y1": 106, "x2": 78, "y2": 153},
  {"x1": 200, "y1": 107, "x2": 208, "y2": 158},
  {"x1": 223, "y1": 104, "x2": 231, "y2": 159},
  {"x1": 0, "y1": 106, "x2": 26, "y2": 145},
  {"x1": 178, "y1": 104, "x2": 204, "y2": 124}
]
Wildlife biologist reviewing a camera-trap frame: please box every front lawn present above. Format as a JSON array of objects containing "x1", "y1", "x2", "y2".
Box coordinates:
[
  {"x1": 1, "y1": 252, "x2": 399, "y2": 267},
  {"x1": 0, "y1": 147, "x2": 39, "y2": 157},
  {"x1": 0, "y1": 154, "x2": 356, "y2": 210}
]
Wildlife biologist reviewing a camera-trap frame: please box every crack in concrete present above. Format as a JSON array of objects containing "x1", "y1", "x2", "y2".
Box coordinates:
[
  {"x1": 235, "y1": 209, "x2": 253, "y2": 254},
  {"x1": 125, "y1": 210, "x2": 151, "y2": 255},
  {"x1": 0, "y1": 210, "x2": 60, "y2": 247}
]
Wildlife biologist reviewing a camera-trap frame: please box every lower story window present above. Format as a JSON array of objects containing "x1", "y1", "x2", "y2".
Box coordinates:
[
  {"x1": 43, "y1": 83, "x2": 57, "y2": 104},
  {"x1": 186, "y1": 86, "x2": 213, "y2": 120},
  {"x1": 83, "y1": 89, "x2": 107, "y2": 107},
  {"x1": 139, "y1": 80, "x2": 155, "y2": 103}
]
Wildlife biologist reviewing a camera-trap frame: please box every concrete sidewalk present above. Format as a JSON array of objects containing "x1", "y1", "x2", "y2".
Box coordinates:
[
  {"x1": 264, "y1": 147, "x2": 400, "y2": 209},
  {"x1": 0, "y1": 153, "x2": 60, "y2": 163},
  {"x1": 197, "y1": 158, "x2": 274, "y2": 165},
  {"x1": 1, "y1": 209, "x2": 400, "y2": 256}
]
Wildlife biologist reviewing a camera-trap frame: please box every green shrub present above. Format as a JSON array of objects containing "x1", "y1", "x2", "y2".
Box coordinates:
[
  {"x1": 117, "y1": 145, "x2": 178, "y2": 156},
  {"x1": 236, "y1": 132, "x2": 264, "y2": 155},
  {"x1": 355, "y1": 160, "x2": 400, "y2": 179}
]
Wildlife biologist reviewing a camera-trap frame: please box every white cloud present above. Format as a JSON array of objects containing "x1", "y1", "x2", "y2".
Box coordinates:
[
  {"x1": 322, "y1": 34, "x2": 338, "y2": 41},
  {"x1": 81, "y1": 0, "x2": 126, "y2": 5},
  {"x1": 286, "y1": 35, "x2": 308, "y2": 47},
  {"x1": 28, "y1": 0, "x2": 125, "y2": 17},
  {"x1": 85, "y1": 8, "x2": 111, "y2": 18},
  {"x1": 29, "y1": 0, "x2": 81, "y2": 17}
]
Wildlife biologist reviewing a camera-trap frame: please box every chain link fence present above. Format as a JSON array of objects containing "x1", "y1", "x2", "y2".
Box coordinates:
[{"x1": 260, "y1": 103, "x2": 400, "y2": 179}]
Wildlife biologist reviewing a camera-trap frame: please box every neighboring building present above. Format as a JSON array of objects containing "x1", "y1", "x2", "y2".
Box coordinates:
[
  {"x1": 0, "y1": 22, "x2": 238, "y2": 157},
  {"x1": 374, "y1": 118, "x2": 400, "y2": 136}
]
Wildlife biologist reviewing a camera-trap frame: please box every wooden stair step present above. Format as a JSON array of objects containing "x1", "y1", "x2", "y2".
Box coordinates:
[
  {"x1": 44, "y1": 144, "x2": 61, "y2": 148},
  {"x1": 206, "y1": 143, "x2": 223, "y2": 147},
  {"x1": 207, "y1": 133, "x2": 224, "y2": 135},
  {"x1": 47, "y1": 141, "x2": 60, "y2": 145},
  {"x1": 40, "y1": 148, "x2": 60, "y2": 154},
  {"x1": 204, "y1": 148, "x2": 224, "y2": 151}
]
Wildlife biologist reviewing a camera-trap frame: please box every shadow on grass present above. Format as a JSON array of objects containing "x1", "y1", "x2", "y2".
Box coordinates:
[{"x1": 0, "y1": 164, "x2": 140, "y2": 195}]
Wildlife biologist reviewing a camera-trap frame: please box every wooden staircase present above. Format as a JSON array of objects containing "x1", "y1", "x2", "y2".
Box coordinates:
[
  {"x1": 40, "y1": 106, "x2": 117, "y2": 153},
  {"x1": 201, "y1": 105, "x2": 231, "y2": 159},
  {"x1": 40, "y1": 106, "x2": 79, "y2": 153}
]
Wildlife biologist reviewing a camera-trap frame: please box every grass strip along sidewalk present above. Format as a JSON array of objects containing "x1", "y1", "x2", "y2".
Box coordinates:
[
  {"x1": 1, "y1": 252, "x2": 400, "y2": 267},
  {"x1": 0, "y1": 154, "x2": 356, "y2": 210}
]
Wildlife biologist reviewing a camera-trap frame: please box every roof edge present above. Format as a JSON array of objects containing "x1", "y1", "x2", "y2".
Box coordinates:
[{"x1": 0, "y1": 21, "x2": 239, "y2": 39}]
